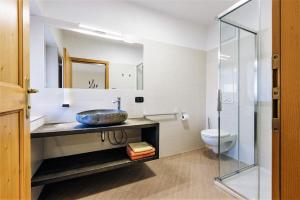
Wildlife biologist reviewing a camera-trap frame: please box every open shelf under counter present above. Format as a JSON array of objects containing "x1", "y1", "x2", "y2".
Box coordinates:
[
  {"x1": 32, "y1": 147, "x2": 158, "y2": 187},
  {"x1": 31, "y1": 118, "x2": 159, "y2": 187}
]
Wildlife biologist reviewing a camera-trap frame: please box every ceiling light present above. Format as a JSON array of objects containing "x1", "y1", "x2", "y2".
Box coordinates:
[
  {"x1": 71, "y1": 28, "x2": 124, "y2": 42},
  {"x1": 75, "y1": 24, "x2": 137, "y2": 44},
  {"x1": 79, "y1": 24, "x2": 123, "y2": 37}
]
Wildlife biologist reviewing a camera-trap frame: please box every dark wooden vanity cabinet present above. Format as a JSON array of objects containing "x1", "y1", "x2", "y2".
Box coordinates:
[{"x1": 31, "y1": 118, "x2": 159, "y2": 187}]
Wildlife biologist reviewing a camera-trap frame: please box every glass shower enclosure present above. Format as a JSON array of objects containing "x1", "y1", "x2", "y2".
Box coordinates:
[{"x1": 216, "y1": 0, "x2": 260, "y2": 199}]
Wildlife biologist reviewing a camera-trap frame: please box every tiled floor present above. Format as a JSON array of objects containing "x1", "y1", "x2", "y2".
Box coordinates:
[
  {"x1": 222, "y1": 166, "x2": 271, "y2": 200},
  {"x1": 39, "y1": 149, "x2": 236, "y2": 200},
  {"x1": 222, "y1": 167, "x2": 259, "y2": 199}
]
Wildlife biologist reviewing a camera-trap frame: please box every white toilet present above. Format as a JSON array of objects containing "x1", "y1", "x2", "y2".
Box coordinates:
[{"x1": 201, "y1": 129, "x2": 236, "y2": 154}]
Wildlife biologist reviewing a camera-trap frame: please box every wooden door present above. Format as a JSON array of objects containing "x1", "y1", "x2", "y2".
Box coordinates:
[
  {"x1": 0, "y1": 0, "x2": 31, "y2": 199},
  {"x1": 63, "y1": 48, "x2": 72, "y2": 88},
  {"x1": 281, "y1": 0, "x2": 300, "y2": 199},
  {"x1": 273, "y1": 0, "x2": 300, "y2": 199}
]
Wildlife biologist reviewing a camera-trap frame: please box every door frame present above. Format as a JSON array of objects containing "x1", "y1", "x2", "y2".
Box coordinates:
[
  {"x1": 272, "y1": 0, "x2": 300, "y2": 199},
  {"x1": 70, "y1": 57, "x2": 110, "y2": 89},
  {"x1": 272, "y1": 0, "x2": 281, "y2": 199}
]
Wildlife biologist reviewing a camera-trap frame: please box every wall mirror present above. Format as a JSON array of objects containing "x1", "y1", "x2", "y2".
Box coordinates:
[{"x1": 42, "y1": 17, "x2": 144, "y2": 90}]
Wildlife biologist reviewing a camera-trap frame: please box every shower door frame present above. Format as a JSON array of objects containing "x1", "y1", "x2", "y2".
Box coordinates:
[
  {"x1": 215, "y1": 17, "x2": 259, "y2": 199},
  {"x1": 216, "y1": 18, "x2": 259, "y2": 185},
  {"x1": 214, "y1": 1, "x2": 261, "y2": 199}
]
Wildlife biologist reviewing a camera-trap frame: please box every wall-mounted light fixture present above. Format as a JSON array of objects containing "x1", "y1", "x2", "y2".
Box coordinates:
[
  {"x1": 72, "y1": 24, "x2": 136, "y2": 44},
  {"x1": 79, "y1": 24, "x2": 122, "y2": 37}
]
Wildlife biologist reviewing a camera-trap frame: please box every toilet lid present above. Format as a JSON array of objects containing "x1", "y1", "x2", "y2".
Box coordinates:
[{"x1": 201, "y1": 129, "x2": 231, "y2": 138}]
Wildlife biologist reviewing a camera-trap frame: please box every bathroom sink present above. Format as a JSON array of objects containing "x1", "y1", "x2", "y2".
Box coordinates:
[{"x1": 76, "y1": 109, "x2": 128, "y2": 126}]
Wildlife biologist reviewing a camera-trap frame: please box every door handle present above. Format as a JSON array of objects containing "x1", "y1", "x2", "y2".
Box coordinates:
[
  {"x1": 28, "y1": 88, "x2": 39, "y2": 94},
  {"x1": 25, "y1": 78, "x2": 39, "y2": 118},
  {"x1": 217, "y1": 89, "x2": 222, "y2": 112}
]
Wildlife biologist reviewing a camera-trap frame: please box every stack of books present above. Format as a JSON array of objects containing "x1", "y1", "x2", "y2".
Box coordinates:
[{"x1": 127, "y1": 142, "x2": 156, "y2": 161}]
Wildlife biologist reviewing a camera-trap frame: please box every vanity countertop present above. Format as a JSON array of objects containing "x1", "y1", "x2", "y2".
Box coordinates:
[{"x1": 31, "y1": 118, "x2": 159, "y2": 139}]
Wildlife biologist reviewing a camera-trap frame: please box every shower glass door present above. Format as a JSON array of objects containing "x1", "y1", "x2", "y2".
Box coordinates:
[
  {"x1": 219, "y1": 22, "x2": 240, "y2": 177},
  {"x1": 218, "y1": 20, "x2": 258, "y2": 198}
]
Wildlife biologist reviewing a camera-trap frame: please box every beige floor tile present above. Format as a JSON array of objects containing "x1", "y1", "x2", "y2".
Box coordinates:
[{"x1": 39, "y1": 149, "x2": 236, "y2": 200}]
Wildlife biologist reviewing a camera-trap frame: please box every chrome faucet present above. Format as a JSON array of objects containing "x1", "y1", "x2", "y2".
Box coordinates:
[{"x1": 112, "y1": 97, "x2": 121, "y2": 110}]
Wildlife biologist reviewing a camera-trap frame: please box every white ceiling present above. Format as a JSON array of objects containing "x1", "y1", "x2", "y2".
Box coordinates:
[
  {"x1": 33, "y1": 0, "x2": 240, "y2": 27},
  {"x1": 130, "y1": 0, "x2": 239, "y2": 26}
]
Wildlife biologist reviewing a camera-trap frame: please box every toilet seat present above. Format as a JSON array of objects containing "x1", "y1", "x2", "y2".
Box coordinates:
[{"x1": 201, "y1": 129, "x2": 230, "y2": 138}]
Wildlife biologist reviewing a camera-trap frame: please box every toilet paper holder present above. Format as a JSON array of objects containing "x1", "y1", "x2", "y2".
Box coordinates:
[{"x1": 180, "y1": 112, "x2": 189, "y2": 121}]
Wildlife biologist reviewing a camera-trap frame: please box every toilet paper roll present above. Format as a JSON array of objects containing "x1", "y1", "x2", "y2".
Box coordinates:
[{"x1": 181, "y1": 113, "x2": 189, "y2": 121}]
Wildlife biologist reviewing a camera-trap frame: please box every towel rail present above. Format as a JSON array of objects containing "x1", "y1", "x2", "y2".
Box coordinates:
[{"x1": 144, "y1": 112, "x2": 179, "y2": 117}]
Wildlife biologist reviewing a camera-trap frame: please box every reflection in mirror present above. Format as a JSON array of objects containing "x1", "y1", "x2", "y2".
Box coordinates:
[
  {"x1": 44, "y1": 19, "x2": 144, "y2": 90},
  {"x1": 63, "y1": 54, "x2": 109, "y2": 89}
]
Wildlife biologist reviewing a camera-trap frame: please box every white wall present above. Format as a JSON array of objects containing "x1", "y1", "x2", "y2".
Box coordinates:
[
  {"x1": 143, "y1": 40, "x2": 206, "y2": 156},
  {"x1": 206, "y1": 21, "x2": 220, "y2": 51},
  {"x1": 30, "y1": 1, "x2": 207, "y2": 158}
]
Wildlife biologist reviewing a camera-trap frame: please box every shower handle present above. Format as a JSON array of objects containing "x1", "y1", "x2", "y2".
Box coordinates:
[{"x1": 217, "y1": 89, "x2": 222, "y2": 112}]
